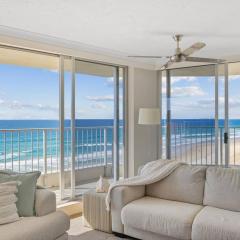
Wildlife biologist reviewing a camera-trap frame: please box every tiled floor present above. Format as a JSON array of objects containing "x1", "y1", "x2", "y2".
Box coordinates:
[
  {"x1": 50, "y1": 180, "x2": 98, "y2": 205},
  {"x1": 54, "y1": 179, "x2": 129, "y2": 239},
  {"x1": 68, "y1": 216, "x2": 129, "y2": 240}
]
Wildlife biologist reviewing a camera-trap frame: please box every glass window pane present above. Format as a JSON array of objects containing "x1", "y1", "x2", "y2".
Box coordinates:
[
  {"x1": 170, "y1": 65, "x2": 215, "y2": 164},
  {"x1": 228, "y1": 62, "x2": 240, "y2": 166},
  {"x1": 0, "y1": 47, "x2": 60, "y2": 191}
]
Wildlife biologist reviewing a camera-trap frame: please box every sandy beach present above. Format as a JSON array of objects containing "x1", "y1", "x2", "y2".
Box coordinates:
[{"x1": 170, "y1": 137, "x2": 240, "y2": 166}]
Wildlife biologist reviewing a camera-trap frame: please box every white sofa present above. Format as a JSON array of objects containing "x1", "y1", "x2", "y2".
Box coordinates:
[
  {"x1": 0, "y1": 188, "x2": 70, "y2": 240},
  {"x1": 111, "y1": 165, "x2": 240, "y2": 240}
]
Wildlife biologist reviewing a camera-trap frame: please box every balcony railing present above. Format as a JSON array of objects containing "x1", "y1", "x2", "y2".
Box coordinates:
[
  {"x1": 0, "y1": 126, "x2": 121, "y2": 174},
  {"x1": 163, "y1": 126, "x2": 240, "y2": 166},
  {"x1": 170, "y1": 126, "x2": 216, "y2": 165}
]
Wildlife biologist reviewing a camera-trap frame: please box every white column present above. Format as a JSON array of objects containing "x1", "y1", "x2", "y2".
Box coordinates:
[
  {"x1": 71, "y1": 57, "x2": 76, "y2": 199},
  {"x1": 157, "y1": 70, "x2": 162, "y2": 159},
  {"x1": 224, "y1": 63, "x2": 229, "y2": 167},
  {"x1": 166, "y1": 69, "x2": 171, "y2": 159},
  {"x1": 215, "y1": 64, "x2": 219, "y2": 165},
  {"x1": 123, "y1": 67, "x2": 129, "y2": 178},
  {"x1": 59, "y1": 55, "x2": 65, "y2": 200},
  {"x1": 113, "y1": 67, "x2": 120, "y2": 181}
]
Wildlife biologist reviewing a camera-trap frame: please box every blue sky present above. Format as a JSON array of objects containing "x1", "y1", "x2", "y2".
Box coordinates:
[
  {"x1": 162, "y1": 73, "x2": 240, "y2": 119},
  {"x1": 0, "y1": 64, "x2": 115, "y2": 120},
  {"x1": 1, "y1": 63, "x2": 240, "y2": 120}
]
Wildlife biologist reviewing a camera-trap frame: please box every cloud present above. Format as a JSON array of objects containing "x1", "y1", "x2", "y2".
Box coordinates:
[
  {"x1": 0, "y1": 98, "x2": 5, "y2": 105},
  {"x1": 162, "y1": 85, "x2": 205, "y2": 97},
  {"x1": 197, "y1": 99, "x2": 214, "y2": 106},
  {"x1": 229, "y1": 75, "x2": 240, "y2": 81},
  {"x1": 162, "y1": 76, "x2": 198, "y2": 89},
  {"x1": 86, "y1": 95, "x2": 114, "y2": 102},
  {"x1": 173, "y1": 96, "x2": 240, "y2": 114},
  {"x1": 106, "y1": 78, "x2": 114, "y2": 87},
  {"x1": 172, "y1": 86, "x2": 205, "y2": 97},
  {"x1": 105, "y1": 77, "x2": 123, "y2": 87},
  {"x1": 196, "y1": 97, "x2": 240, "y2": 109},
  {"x1": 0, "y1": 99, "x2": 58, "y2": 112},
  {"x1": 219, "y1": 75, "x2": 240, "y2": 82},
  {"x1": 36, "y1": 104, "x2": 58, "y2": 111},
  {"x1": 90, "y1": 103, "x2": 107, "y2": 110},
  {"x1": 171, "y1": 76, "x2": 197, "y2": 85}
]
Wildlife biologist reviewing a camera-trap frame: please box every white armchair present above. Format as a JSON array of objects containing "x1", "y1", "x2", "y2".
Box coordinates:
[{"x1": 0, "y1": 188, "x2": 70, "y2": 240}]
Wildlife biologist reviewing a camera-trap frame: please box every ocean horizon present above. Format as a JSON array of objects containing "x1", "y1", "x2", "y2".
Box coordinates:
[
  {"x1": 1, "y1": 119, "x2": 240, "y2": 172},
  {"x1": 0, "y1": 119, "x2": 114, "y2": 129},
  {"x1": 1, "y1": 118, "x2": 240, "y2": 129}
]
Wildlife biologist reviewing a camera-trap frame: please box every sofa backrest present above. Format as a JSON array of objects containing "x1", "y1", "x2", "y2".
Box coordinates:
[
  {"x1": 146, "y1": 165, "x2": 207, "y2": 205},
  {"x1": 203, "y1": 166, "x2": 240, "y2": 211}
]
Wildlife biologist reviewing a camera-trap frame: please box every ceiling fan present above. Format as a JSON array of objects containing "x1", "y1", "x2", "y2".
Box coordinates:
[{"x1": 129, "y1": 34, "x2": 225, "y2": 69}]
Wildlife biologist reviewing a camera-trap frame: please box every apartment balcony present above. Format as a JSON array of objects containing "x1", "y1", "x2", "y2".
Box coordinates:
[
  {"x1": 164, "y1": 125, "x2": 240, "y2": 166},
  {"x1": 0, "y1": 126, "x2": 123, "y2": 200}
]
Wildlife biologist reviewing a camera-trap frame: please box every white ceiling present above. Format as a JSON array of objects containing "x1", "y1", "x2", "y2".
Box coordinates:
[{"x1": 0, "y1": 0, "x2": 240, "y2": 67}]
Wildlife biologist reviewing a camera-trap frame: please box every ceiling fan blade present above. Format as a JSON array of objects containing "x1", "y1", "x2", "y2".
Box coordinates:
[
  {"x1": 185, "y1": 56, "x2": 225, "y2": 63},
  {"x1": 182, "y1": 42, "x2": 206, "y2": 56},
  {"x1": 128, "y1": 56, "x2": 171, "y2": 58}
]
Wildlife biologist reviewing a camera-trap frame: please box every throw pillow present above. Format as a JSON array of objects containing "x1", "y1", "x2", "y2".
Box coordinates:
[
  {"x1": 0, "y1": 171, "x2": 41, "y2": 216},
  {"x1": 0, "y1": 181, "x2": 19, "y2": 225}
]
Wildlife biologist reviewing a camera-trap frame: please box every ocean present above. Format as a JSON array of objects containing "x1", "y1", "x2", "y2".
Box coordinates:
[
  {"x1": 0, "y1": 119, "x2": 120, "y2": 172},
  {"x1": 1, "y1": 119, "x2": 240, "y2": 172},
  {"x1": 0, "y1": 119, "x2": 114, "y2": 129},
  {"x1": 161, "y1": 119, "x2": 240, "y2": 145}
]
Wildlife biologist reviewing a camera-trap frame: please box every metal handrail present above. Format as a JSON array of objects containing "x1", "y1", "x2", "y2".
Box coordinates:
[
  {"x1": 0, "y1": 126, "x2": 124, "y2": 173},
  {"x1": 168, "y1": 125, "x2": 240, "y2": 166}
]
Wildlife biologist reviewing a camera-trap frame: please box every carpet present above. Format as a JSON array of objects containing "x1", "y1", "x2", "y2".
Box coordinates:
[{"x1": 68, "y1": 216, "x2": 129, "y2": 240}]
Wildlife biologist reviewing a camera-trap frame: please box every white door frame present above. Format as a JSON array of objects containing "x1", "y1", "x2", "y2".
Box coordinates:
[
  {"x1": 224, "y1": 63, "x2": 229, "y2": 167},
  {"x1": 160, "y1": 64, "x2": 230, "y2": 167},
  {"x1": 71, "y1": 57, "x2": 76, "y2": 199},
  {"x1": 59, "y1": 55, "x2": 65, "y2": 200}
]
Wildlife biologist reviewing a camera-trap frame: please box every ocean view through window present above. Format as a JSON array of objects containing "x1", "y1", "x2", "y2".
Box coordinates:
[
  {"x1": 161, "y1": 63, "x2": 240, "y2": 166},
  {"x1": 0, "y1": 46, "x2": 126, "y2": 200},
  {"x1": 0, "y1": 48, "x2": 60, "y2": 173}
]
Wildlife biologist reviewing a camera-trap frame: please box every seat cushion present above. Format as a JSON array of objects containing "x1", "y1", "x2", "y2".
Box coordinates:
[
  {"x1": 204, "y1": 167, "x2": 240, "y2": 211},
  {"x1": 146, "y1": 165, "x2": 206, "y2": 205},
  {"x1": 192, "y1": 206, "x2": 240, "y2": 240},
  {"x1": 0, "y1": 211, "x2": 70, "y2": 240},
  {"x1": 125, "y1": 225, "x2": 179, "y2": 240},
  {"x1": 121, "y1": 197, "x2": 203, "y2": 240}
]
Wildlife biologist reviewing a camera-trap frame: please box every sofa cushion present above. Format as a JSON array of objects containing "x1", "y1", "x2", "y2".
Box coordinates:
[
  {"x1": 203, "y1": 167, "x2": 240, "y2": 211},
  {"x1": 0, "y1": 171, "x2": 41, "y2": 216},
  {"x1": 35, "y1": 189, "x2": 56, "y2": 217},
  {"x1": 121, "y1": 197, "x2": 203, "y2": 240},
  {"x1": 192, "y1": 206, "x2": 240, "y2": 240},
  {"x1": 124, "y1": 225, "x2": 179, "y2": 240},
  {"x1": 0, "y1": 211, "x2": 70, "y2": 240},
  {"x1": 146, "y1": 165, "x2": 206, "y2": 205}
]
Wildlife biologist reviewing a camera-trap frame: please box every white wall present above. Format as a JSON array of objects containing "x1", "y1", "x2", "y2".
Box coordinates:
[{"x1": 128, "y1": 67, "x2": 159, "y2": 176}]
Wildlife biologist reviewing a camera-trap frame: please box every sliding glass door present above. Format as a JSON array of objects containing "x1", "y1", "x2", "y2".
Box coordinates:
[
  {"x1": 169, "y1": 65, "x2": 216, "y2": 164},
  {"x1": 227, "y1": 62, "x2": 240, "y2": 166},
  {"x1": 160, "y1": 63, "x2": 236, "y2": 167},
  {"x1": 0, "y1": 45, "x2": 127, "y2": 202},
  {"x1": 0, "y1": 46, "x2": 61, "y2": 194},
  {"x1": 60, "y1": 59, "x2": 127, "y2": 199}
]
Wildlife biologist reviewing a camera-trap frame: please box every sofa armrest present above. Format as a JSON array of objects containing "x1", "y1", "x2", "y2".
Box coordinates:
[
  {"x1": 35, "y1": 188, "x2": 56, "y2": 216},
  {"x1": 111, "y1": 185, "x2": 145, "y2": 234}
]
